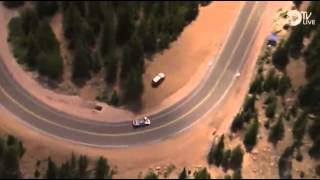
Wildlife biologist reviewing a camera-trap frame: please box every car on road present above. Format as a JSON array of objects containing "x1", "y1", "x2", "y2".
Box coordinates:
[
  {"x1": 132, "y1": 117, "x2": 151, "y2": 128},
  {"x1": 234, "y1": 72, "x2": 241, "y2": 79},
  {"x1": 152, "y1": 73, "x2": 165, "y2": 87}
]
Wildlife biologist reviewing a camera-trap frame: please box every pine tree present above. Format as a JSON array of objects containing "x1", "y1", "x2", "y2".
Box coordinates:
[
  {"x1": 292, "y1": 112, "x2": 308, "y2": 142},
  {"x1": 249, "y1": 74, "x2": 264, "y2": 94},
  {"x1": 63, "y1": 3, "x2": 82, "y2": 49},
  {"x1": 37, "y1": 51, "x2": 64, "y2": 80},
  {"x1": 77, "y1": 155, "x2": 89, "y2": 179},
  {"x1": 272, "y1": 45, "x2": 289, "y2": 71},
  {"x1": 100, "y1": 16, "x2": 115, "y2": 57},
  {"x1": 193, "y1": 168, "x2": 211, "y2": 179},
  {"x1": 116, "y1": 7, "x2": 134, "y2": 45},
  {"x1": 2, "y1": 146, "x2": 21, "y2": 178},
  {"x1": 144, "y1": 170, "x2": 158, "y2": 179},
  {"x1": 222, "y1": 149, "x2": 231, "y2": 169},
  {"x1": 3, "y1": 1, "x2": 25, "y2": 9},
  {"x1": 123, "y1": 69, "x2": 144, "y2": 101},
  {"x1": 94, "y1": 157, "x2": 111, "y2": 179},
  {"x1": 58, "y1": 162, "x2": 72, "y2": 179},
  {"x1": 244, "y1": 118, "x2": 259, "y2": 151},
  {"x1": 35, "y1": 1, "x2": 59, "y2": 18},
  {"x1": 263, "y1": 69, "x2": 278, "y2": 92},
  {"x1": 178, "y1": 167, "x2": 187, "y2": 179},
  {"x1": 269, "y1": 116, "x2": 285, "y2": 144},
  {"x1": 230, "y1": 145, "x2": 244, "y2": 170},
  {"x1": 277, "y1": 74, "x2": 291, "y2": 96},
  {"x1": 231, "y1": 113, "x2": 244, "y2": 132},
  {"x1": 46, "y1": 157, "x2": 57, "y2": 179},
  {"x1": 207, "y1": 135, "x2": 224, "y2": 166},
  {"x1": 72, "y1": 45, "x2": 92, "y2": 83},
  {"x1": 109, "y1": 90, "x2": 119, "y2": 106},
  {"x1": 104, "y1": 55, "x2": 118, "y2": 84},
  {"x1": 265, "y1": 100, "x2": 277, "y2": 119},
  {"x1": 232, "y1": 169, "x2": 242, "y2": 179}
]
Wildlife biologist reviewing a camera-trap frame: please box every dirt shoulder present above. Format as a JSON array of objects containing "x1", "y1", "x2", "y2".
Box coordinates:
[{"x1": 140, "y1": 2, "x2": 243, "y2": 114}]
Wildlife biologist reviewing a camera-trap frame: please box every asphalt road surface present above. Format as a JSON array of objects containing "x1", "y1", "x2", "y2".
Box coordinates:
[{"x1": 0, "y1": 1, "x2": 267, "y2": 147}]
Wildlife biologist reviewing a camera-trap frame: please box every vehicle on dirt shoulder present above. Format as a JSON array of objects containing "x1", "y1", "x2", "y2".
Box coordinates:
[
  {"x1": 152, "y1": 73, "x2": 165, "y2": 87},
  {"x1": 132, "y1": 117, "x2": 151, "y2": 128}
]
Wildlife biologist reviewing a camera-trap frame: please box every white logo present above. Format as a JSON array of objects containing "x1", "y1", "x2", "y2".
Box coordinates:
[
  {"x1": 276, "y1": 9, "x2": 316, "y2": 27},
  {"x1": 287, "y1": 10, "x2": 302, "y2": 26}
]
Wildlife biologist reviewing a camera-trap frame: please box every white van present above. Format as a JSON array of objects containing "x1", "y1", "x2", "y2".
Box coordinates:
[{"x1": 152, "y1": 73, "x2": 165, "y2": 87}]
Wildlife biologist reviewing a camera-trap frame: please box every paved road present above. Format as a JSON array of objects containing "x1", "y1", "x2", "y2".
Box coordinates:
[{"x1": 0, "y1": 2, "x2": 267, "y2": 147}]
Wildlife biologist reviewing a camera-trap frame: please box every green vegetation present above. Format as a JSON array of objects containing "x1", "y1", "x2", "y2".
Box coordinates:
[
  {"x1": 207, "y1": 135, "x2": 244, "y2": 171},
  {"x1": 232, "y1": 169, "x2": 242, "y2": 179},
  {"x1": 35, "y1": 1, "x2": 59, "y2": 18},
  {"x1": 8, "y1": 9, "x2": 63, "y2": 80},
  {"x1": 2, "y1": 1, "x2": 24, "y2": 9},
  {"x1": 231, "y1": 113, "x2": 244, "y2": 132},
  {"x1": 292, "y1": 112, "x2": 308, "y2": 142},
  {"x1": 178, "y1": 167, "x2": 188, "y2": 179},
  {"x1": 6, "y1": 1, "x2": 210, "y2": 103},
  {"x1": 272, "y1": 45, "x2": 289, "y2": 71},
  {"x1": 243, "y1": 118, "x2": 259, "y2": 151},
  {"x1": 61, "y1": 1, "x2": 208, "y2": 102},
  {"x1": 269, "y1": 115, "x2": 285, "y2": 144},
  {"x1": 0, "y1": 136, "x2": 25, "y2": 178},
  {"x1": 193, "y1": 168, "x2": 211, "y2": 179},
  {"x1": 263, "y1": 69, "x2": 279, "y2": 92},
  {"x1": 229, "y1": 145, "x2": 244, "y2": 170},
  {"x1": 231, "y1": 95, "x2": 257, "y2": 132},
  {"x1": 265, "y1": 96, "x2": 277, "y2": 119},
  {"x1": 94, "y1": 157, "x2": 113, "y2": 179},
  {"x1": 278, "y1": 145, "x2": 294, "y2": 179},
  {"x1": 144, "y1": 170, "x2": 158, "y2": 179},
  {"x1": 277, "y1": 74, "x2": 291, "y2": 96},
  {"x1": 0, "y1": 134, "x2": 114, "y2": 179},
  {"x1": 207, "y1": 135, "x2": 224, "y2": 166},
  {"x1": 45, "y1": 154, "x2": 114, "y2": 179},
  {"x1": 249, "y1": 74, "x2": 264, "y2": 95}
]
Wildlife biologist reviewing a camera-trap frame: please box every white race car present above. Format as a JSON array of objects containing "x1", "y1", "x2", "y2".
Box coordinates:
[{"x1": 132, "y1": 117, "x2": 151, "y2": 128}]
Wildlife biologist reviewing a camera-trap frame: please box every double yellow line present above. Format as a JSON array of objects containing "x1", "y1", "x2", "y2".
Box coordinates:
[{"x1": 0, "y1": 2, "x2": 259, "y2": 137}]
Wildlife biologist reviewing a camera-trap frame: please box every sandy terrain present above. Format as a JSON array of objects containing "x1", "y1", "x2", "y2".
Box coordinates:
[
  {"x1": 0, "y1": 2, "x2": 297, "y2": 178},
  {"x1": 0, "y1": 2, "x2": 242, "y2": 123},
  {"x1": 140, "y1": 2, "x2": 243, "y2": 114}
]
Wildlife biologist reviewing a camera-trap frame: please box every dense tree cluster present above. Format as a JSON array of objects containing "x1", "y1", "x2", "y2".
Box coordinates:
[
  {"x1": 144, "y1": 170, "x2": 158, "y2": 179},
  {"x1": 272, "y1": 45, "x2": 289, "y2": 71},
  {"x1": 61, "y1": 1, "x2": 208, "y2": 102},
  {"x1": 268, "y1": 114, "x2": 285, "y2": 144},
  {"x1": 207, "y1": 135, "x2": 225, "y2": 166},
  {"x1": 178, "y1": 167, "x2": 188, "y2": 179},
  {"x1": 207, "y1": 136, "x2": 244, "y2": 171},
  {"x1": 2, "y1": 1, "x2": 24, "y2": 9},
  {"x1": 193, "y1": 168, "x2": 211, "y2": 179},
  {"x1": 8, "y1": 8, "x2": 63, "y2": 80},
  {"x1": 6, "y1": 1, "x2": 210, "y2": 103},
  {"x1": 243, "y1": 118, "x2": 259, "y2": 151},
  {"x1": 292, "y1": 112, "x2": 308, "y2": 142},
  {"x1": 0, "y1": 136, "x2": 25, "y2": 179},
  {"x1": 45, "y1": 154, "x2": 114, "y2": 179},
  {"x1": 278, "y1": 145, "x2": 294, "y2": 179},
  {"x1": 0, "y1": 134, "x2": 114, "y2": 179},
  {"x1": 231, "y1": 95, "x2": 257, "y2": 132}
]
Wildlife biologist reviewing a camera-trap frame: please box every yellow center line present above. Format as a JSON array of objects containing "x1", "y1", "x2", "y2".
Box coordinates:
[{"x1": 0, "y1": 2, "x2": 258, "y2": 137}]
